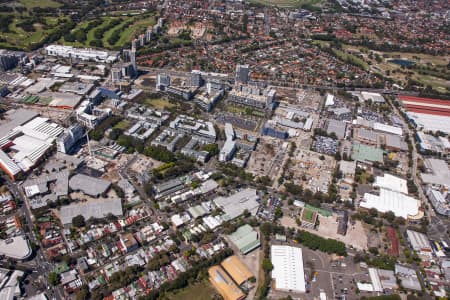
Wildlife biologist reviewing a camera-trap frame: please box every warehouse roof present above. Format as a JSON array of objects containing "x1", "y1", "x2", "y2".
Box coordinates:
[
  {"x1": 214, "y1": 188, "x2": 259, "y2": 220},
  {"x1": 188, "y1": 205, "x2": 208, "y2": 219},
  {"x1": 221, "y1": 255, "x2": 253, "y2": 286},
  {"x1": 208, "y1": 266, "x2": 245, "y2": 300},
  {"x1": 361, "y1": 189, "x2": 420, "y2": 219},
  {"x1": 327, "y1": 119, "x2": 347, "y2": 139},
  {"x1": 271, "y1": 245, "x2": 306, "y2": 293},
  {"x1": 374, "y1": 173, "x2": 408, "y2": 194},
  {"x1": 228, "y1": 225, "x2": 260, "y2": 254},
  {"x1": 373, "y1": 122, "x2": 403, "y2": 136},
  {"x1": 352, "y1": 143, "x2": 384, "y2": 163},
  {"x1": 69, "y1": 174, "x2": 111, "y2": 197},
  {"x1": 0, "y1": 236, "x2": 32, "y2": 260},
  {"x1": 421, "y1": 159, "x2": 450, "y2": 186},
  {"x1": 354, "y1": 127, "x2": 377, "y2": 142},
  {"x1": 406, "y1": 230, "x2": 432, "y2": 252},
  {"x1": 0, "y1": 109, "x2": 39, "y2": 137},
  {"x1": 59, "y1": 198, "x2": 122, "y2": 224}
]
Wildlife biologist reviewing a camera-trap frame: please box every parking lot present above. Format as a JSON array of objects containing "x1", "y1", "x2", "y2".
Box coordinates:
[
  {"x1": 313, "y1": 135, "x2": 339, "y2": 155},
  {"x1": 268, "y1": 244, "x2": 374, "y2": 300}
]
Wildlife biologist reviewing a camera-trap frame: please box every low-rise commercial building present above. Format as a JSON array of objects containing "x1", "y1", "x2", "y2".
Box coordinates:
[
  {"x1": 271, "y1": 245, "x2": 306, "y2": 293},
  {"x1": 0, "y1": 236, "x2": 32, "y2": 260}
]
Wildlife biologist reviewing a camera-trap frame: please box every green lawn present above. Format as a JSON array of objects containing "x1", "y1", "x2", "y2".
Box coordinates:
[
  {"x1": 166, "y1": 281, "x2": 217, "y2": 300},
  {"x1": 113, "y1": 120, "x2": 130, "y2": 130},
  {"x1": 302, "y1": 209, "x2": 314, "y2": 222},
  {"x1": 143, "y1": 98, "x2": 176, "y2": 110},
  {"x1": 249, "y1": 0, "x2": 322, "y2": 8},
  {"x1": 20, "y1": 0, "x2": 62, "y2": 8}
]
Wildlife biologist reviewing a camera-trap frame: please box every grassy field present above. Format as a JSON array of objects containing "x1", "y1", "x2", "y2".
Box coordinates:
[
  {"x1": 143, "y1": 98, "x2": 176, "y2": 110},
  {"x1": 166, "y1": 281, "x2": 217, "y2": 300},
  {"x1": 249, "y1": 0, "x2": 323, "y2": 8},
  {"x1": 113, "y1": 120, "x2": 130, "y2": 130}
]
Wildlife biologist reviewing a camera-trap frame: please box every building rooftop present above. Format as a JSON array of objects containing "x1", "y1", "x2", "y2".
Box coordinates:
[
  {"x1": 271, "y1": 245, "x2": 306, "y2": 293},
  {"x1": 59, "y1": 198, "x2": 122, "y2": 225},
  {"x1": 327, "y1": 119, "x2": 347, "y2": 139},
  {"x1": 228, "y1": 224, "x2": 260, "y2": 254},
  {"x1": 406, "y1": 230, "x2": 432, "y2": 252},
  {"x1": 361, "y1": 189, "x2": 421, "y2": 219},
  {"x1": 352, "y1": 143, "x2": 384, "y2": 163},
  {"x1": 421, "y1": 158, "x2": 450, "y2": 186},
  {"x1": 214, "y1": 189, "x2": 259, "y2": 220},
  {"x1": 0, "y1": 236, "x2": 32, "y2": 260},
  {"x1": 69, "y1": 174, "x2": 111, "y2": 197},
  {"x1": 374, "y1": 173, "x2": 408, "y2": 194},
  {"x1": 208, "y1": 265, "x2": 245, "y2": 300},
  {"x1": 220, "y1": 255, "x2": 253, "y2": 286}
]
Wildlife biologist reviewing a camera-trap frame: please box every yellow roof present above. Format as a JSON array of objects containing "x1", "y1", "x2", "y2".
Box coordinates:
[
  {"x1": 221, "y1": 255, "x2": 254, "y2": 286},
  {"x1": 208, "y1": 265, "x2": 245, "y2": 300}
]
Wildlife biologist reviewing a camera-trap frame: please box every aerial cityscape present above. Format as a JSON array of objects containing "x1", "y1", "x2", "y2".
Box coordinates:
[{"x1": 0, "y1": 0, "x2": 449, "y2": 300}]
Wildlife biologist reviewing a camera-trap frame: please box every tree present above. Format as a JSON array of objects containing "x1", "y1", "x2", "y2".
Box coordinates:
[
  {"x1": 48, "y1": 272, "x2": 59, "y2": 286},
  {"x1": 72, "y1": 215, "x2": 85, "y2": 228},
  {"x1": 262, "y1": 258, "x2": 273, "y2": 271},
  {"x1": 75, "y1": 286, "x2": 89, "y2": 300},
  {"x1": 201, "y1": 144, "x2": 219, "y2": 156}
]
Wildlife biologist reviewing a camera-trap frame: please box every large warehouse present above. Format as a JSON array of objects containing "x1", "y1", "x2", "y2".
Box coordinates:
[
  {"x1": 271, "y1": 245, "x2": 306, "y2": 294},
  {"x1": 399, "y1": 95, "x2": 450, "y2": 133},
  {"x1": 214, "y1": 189, "x2": 260, "y2": 220},
  {"x1": 208, "y1": 265, "x2": 245, "y2": 300},
  {"x1": 0, "y1": 110, "x2": 64, "y2": 179},
  {"x1": 361, "y1": 189, "x2": 421, "y2": 219}
]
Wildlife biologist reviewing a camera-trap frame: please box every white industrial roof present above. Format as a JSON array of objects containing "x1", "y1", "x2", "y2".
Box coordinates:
[
  {"x1": 357, "y1": 282, "x2": 374, "y2": 292},
  {"x1": 369, "y1": 268, "x2": 383, "y2": 292},
  {"x1": 271, "y1": 245, "x2": 306, "y2": 293},
  {"x1": 406, "y1": 112, "x2": 450, "y2": 134},
  {"x1": 0, "y1": 236, "x2": 32, "y2": 260},
  {"x1": 374, "y1": 174, "x2": 408, "y2": 194},
  {"x1": 361, "y1": 91, "x2": 385, "y2": 103},
  {"x1": 361, "y1": 189, "x2": 420, "y2": 219},
  {"x1": 59, "y1": 198, "x2": 122, "y2": 224},
  {"x1": 213, "y1": 188, "x2": 259, "y2": 220},
  {"x1": 373, "y1": 122, "x2": 403, "y2": 136},
  {"x1": 0, "y1": 150, "x2": 21, "y2": 176},
  {"x1": 325, "y1": 94, "x2": 335, "y2": 106},
  {"x1": 406, "y1": 230, "x2": 432, "y2": 252},
  {"x1": 421, "y1": 158, "x2": 450, "y2": 186}
]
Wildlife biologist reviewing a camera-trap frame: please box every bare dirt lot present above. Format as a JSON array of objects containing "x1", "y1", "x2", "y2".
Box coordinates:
[
  {"x1": 285, "y1": 149, "x2": 336, "y2": 193},
  {"x1": 281, "y1": 213, "x2": 368, "y2": 250},
  {"x1": 247, "y1": 137, "x2": 288, "y2": 178}
]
